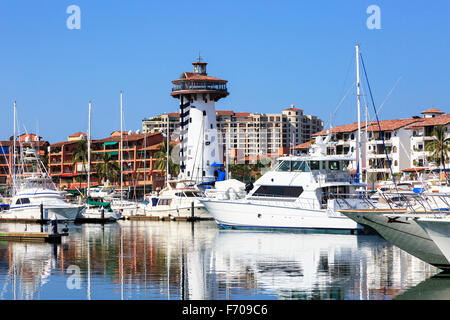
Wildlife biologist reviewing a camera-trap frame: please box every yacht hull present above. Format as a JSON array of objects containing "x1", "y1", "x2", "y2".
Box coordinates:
[
  {"x1": 416, "y1": 219, "x2": 450, "y2": 268},
  {"x1": 202, "y1": 199, "x2": 362, "y2": 233},
  {"x1": 340, "y1": 209, "x2": 450, "y2": 270},
  {"x1": 137, "y1": 204, "x2": 211, "y2": 220},
  {"x1": 0, "y1": 205, "x2": 81, "y2": 221}
]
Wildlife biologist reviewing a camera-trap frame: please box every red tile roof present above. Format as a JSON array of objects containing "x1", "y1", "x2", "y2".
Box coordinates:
[
  {"x1": 68, "y1": 132, "x2": 87, "y2": 138},
  {"x1": 421, "y1": 107, "x2": 445, "y2": 114},
  {"x1": 406, "y1": 114, "x2": 450, "y2": 130},
  {"x1": 167, "y1": 112, "x2": 180, "y2": 117},
  {"x1": 313, "y1": 122, "x2": 371, "y2": 136},
  {"x1": 366, "y1": 118, "x2": 425, "y2": 132},
  {"x1": 283, "y1": 107, "x2": 303, "y2": 112},
  {"x1": 234, "y1": 112, "x2": 251, "y2": 117},
  {"x1": 173, "y1": 72, "x2": 227, "y2": 83},
  {"x1": 314, "y1": 118, "x2": 425, "y2": 136},
  {"x1": 216, "y1": 110, "x2": 234, "y2": 115},
  {"x1": 293, "y1": 141, "x2": 312, "y2": 150}
]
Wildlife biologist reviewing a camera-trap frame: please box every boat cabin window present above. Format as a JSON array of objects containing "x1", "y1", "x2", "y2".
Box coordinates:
[
  {"x1": 252, "y1": 185, "x2": 304, "y2": 198},
  {"x1": 291, "y1": 161, "x2": 310, "y2": 172},
  {"x1": 158, "y1": 199, "x2": 172, "y2": 206},
  {"x1": 16, "y1": 198, "x2": 31, "y2": 205},
  {"x1": 309, "y1": 161, "x2": 320, "y2": 171},
  {"x1": 328, "y1": 161, "x2": 340, "y2": 171},
  {"x1": 276, "y1": 160, "x2": 291, "y2": 172}
]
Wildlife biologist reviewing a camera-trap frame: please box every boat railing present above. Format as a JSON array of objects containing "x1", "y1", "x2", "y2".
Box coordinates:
[{"x1": 375, "y1": 191, "x2": 450, "y2": 214}]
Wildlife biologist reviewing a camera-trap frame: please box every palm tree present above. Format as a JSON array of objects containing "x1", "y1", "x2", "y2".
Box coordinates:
[
  {"x1": 72, "y1": 140, "x2": 89, "y2": 189},
  {"x1": 96, "y1": 152, "x2": 120, "y2": 185},
  {"x1": 425, "y1": 125, "x2": 450, "y2": 172},
  {"x1": 154, "y1": 141, "x2": 180, "y2": 178}
]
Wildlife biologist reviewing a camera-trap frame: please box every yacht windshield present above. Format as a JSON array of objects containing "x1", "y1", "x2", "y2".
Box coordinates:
[
  {"x1": 291, "y1": 161, "x2": 310, "y2": 172},
  {"x1": 276, "y1": 161, "x2": 291, "y2": 172},
  {"x1": 252, "y1": 185, "x2": 304, "y2": 198}
]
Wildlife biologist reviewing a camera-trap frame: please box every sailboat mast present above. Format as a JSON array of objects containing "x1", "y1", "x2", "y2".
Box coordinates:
[
  {"x1": 356, "y1": 44, "x2": 363, "y2": 181},
  {"x1": 120, "y1": 91, "x2": 123, "y2": 202},
  {"x1": 166, "y1": 115, "x2": 169, "y2": 187},
  {"x1": 12, "y1": 101, "x2": 16, "y2": 194},
  {"x1": 87, "y1": 101, "x2": 92, "y2": 198}
]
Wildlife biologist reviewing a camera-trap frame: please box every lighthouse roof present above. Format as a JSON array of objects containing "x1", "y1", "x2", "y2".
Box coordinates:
[{"x1": 173, "y1": 72, "x2": 227, "y2": 83}]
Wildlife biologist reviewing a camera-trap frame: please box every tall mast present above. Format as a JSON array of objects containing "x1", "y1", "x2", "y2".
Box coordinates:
[
  {"x1": 356, "y1": 44, "x2": 363, "y2": 181},
  {"x1": 120, "y1": 91, "x2": 123, "y2": 202},
  {"x1": 166, "y1": 115, "x2": 169, "y2": 187},
  {"x1": 87, "y1": 101, "x2": 92, "y2": 198},
  {"x1": 12, "y1": 101, "x2": 16, "y2": 193}
]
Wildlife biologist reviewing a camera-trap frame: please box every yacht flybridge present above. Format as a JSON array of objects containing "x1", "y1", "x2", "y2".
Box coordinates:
[{"x1": 200, "y1": 136, "x2": 372, "y2": 232}]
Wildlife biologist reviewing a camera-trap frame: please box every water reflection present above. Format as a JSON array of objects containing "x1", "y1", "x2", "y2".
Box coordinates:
[{"x1": 0, "y1": 221, "x2": 441, "y2": 300}]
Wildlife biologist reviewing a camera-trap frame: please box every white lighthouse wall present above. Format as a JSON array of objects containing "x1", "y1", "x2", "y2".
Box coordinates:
[{"x1": 183, "y1": 96, "x2": 221, "y2": 183}]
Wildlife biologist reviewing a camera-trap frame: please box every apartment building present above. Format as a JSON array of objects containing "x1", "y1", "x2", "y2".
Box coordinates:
[
  {"x1": 311, "y1": 117, "x2": 428, "y2": 181},
  {"x1": 48, "y1": 131, "x2": 164, "y2": 195},
  {"x1": 142, "y1": 106, "x2": 324, "y2": 164},
  {"x1": 405, "y1": 108, "x2": 450, "y2": 169}
]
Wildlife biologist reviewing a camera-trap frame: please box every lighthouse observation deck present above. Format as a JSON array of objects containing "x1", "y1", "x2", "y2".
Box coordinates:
[{"x1": 171, "y1": 61, "x2": 228, "y2": 101}]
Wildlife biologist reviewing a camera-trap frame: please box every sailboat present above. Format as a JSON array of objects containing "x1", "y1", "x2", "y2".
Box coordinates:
[
  {"x1": 76, "y1": 101, "x2": 122, "y2": 222},
  {"x1": 107, "y1": 91, "x2": 139, "y2": 216}
]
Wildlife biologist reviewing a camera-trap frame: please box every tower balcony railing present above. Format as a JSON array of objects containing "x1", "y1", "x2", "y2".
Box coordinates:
[{"x1": 172, "y1": 82, "x2": 227, "y2": 92}]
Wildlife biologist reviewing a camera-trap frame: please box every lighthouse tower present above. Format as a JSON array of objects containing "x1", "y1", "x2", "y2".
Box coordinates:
[{"x1": 171, "y1": 58, "x2": 229, "y2": 183}]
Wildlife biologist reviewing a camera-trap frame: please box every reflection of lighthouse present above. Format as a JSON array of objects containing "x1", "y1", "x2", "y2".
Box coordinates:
[{"x1": 171, "y1": 58, "x2": 228, "y2": 183}]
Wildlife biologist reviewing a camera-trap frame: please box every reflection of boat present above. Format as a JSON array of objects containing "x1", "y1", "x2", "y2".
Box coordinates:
[
  {"x1": 137, "y1": 181, "x2": 209, "y2": 220},
  {"x1": 201, "y1": 141, "x2": 370, "y2": 232},
  {"x1": 395, "y1": 273, "x2": 450, "y2": 300},
  {"x1": 0, "y1": 223, "x2": 57, "y2": 300},
  {"x1": 211, "y1": 230, "x2": 359, "y2": 298},
  {"x1": 208, "y1": 229, "x2": 436, "y2": 299}
]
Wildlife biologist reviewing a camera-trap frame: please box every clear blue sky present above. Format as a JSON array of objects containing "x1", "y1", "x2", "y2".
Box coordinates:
[{"x1": 0, "y1": 0, "x2": 449, "y2": 143}]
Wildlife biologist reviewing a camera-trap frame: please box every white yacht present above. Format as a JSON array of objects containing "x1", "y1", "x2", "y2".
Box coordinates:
[
  {"x1": 200, "y1": 136, "x2": 371, "y2": 232},
  {"x1": 0, "y1": 148, "x2": 82, "y2": 221},
  {"x1": 137, "y1": 180, "x2": 210, "y2": 220},
  {"x1": 339, "y1": 193, "x2": 450, "y2": 270},
  {"x1": 416, "y1": 215, "x2": 450, "y2": 267}
]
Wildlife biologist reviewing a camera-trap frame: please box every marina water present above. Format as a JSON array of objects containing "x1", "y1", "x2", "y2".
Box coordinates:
[{"x1": 0, "y1": 221, "x2": 441, "y2": 300}]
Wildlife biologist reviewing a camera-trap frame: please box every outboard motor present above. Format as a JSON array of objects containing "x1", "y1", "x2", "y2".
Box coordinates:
[{"x1": 245, "y1": 182, "x2": 254, "y2": 194}]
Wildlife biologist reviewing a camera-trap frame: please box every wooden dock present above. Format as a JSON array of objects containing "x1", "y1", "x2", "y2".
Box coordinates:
[{"x1": 0, "y1": 232, "x2": 62, "y2": 243}]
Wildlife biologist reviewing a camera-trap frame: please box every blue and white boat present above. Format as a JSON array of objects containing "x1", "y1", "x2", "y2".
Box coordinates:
[{"x1": 0, "y1": 147, "x2": 82, "y2": 221}]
